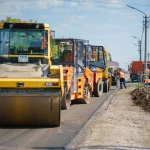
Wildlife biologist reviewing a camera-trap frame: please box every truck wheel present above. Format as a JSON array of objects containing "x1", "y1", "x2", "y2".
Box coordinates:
[
  {"x1": 61, "y1": 88, "x2": 71, "y2": 110},
  {"x1": 103, "y1": 79, "x2": 109, "y2": 93},
  {"x1": 94, "y1": 79, "x2": 103, "y2": 97}
]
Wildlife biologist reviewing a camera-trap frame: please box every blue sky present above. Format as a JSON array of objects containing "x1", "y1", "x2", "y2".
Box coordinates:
[{"x1": 0, "y1": 0, "x2": 150, "y2": 70}]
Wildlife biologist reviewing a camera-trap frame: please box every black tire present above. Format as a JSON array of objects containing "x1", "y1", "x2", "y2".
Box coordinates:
[
  {"x1": 94, "y1": 79, "x2": 103, "y2": 97},
  {"x1": 103, "y1": 79, "x2": 109, "y2": 93},
  {"x1": 61, "y1": 88, "x2": 71, "y2": 110}
]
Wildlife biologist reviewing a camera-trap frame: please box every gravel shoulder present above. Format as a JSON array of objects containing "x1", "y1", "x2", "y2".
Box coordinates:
[{"x1": 66, "y1": 86, "x2": 150, "y2": 150}]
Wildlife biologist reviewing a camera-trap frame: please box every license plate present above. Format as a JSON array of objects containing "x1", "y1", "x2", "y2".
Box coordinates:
[{"x1": 18, "y1": 55, "x2": 28, "y2": 62}]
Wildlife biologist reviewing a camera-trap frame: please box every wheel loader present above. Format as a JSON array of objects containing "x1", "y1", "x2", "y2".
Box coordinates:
[
  {"x1": 92, "y1": 46, "x2": 112, "y2": 92},
  {"x1": 84, "y1": 45, "x2": 106, "y2": 97},
  {"x1": 51, "y1": 39, "x2": 94, "y2": 109},
  {"x1": 0, "y1": 22, "x2": 63, "y2": 127}
]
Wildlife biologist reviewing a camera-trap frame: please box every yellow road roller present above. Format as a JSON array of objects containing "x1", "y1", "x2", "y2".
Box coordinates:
[{"x1": 0, "y1": 22, "x2": 64, "y2": 127}]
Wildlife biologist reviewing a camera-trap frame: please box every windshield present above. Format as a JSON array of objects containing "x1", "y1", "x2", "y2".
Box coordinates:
[
  {"x1": 0, "y1": 29, "x2": 48, "y2": 56},
  {"x1": 92, "y1": 47, "x2": 105, "y2": 64},
  {"x1": 52, "y1": 42, "x2": 73, "y2": 64}
]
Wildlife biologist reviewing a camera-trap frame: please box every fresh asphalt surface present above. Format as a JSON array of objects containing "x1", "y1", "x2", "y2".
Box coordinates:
[
  {"x1": 0, "y1": 74, "x2": 130, "y2": 150},
  {"x1": 0, "y1": 87, "x2": 116, "y2": 150}
]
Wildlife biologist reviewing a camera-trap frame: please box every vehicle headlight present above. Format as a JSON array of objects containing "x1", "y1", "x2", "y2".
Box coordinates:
[
  {"x1": 45, "y1": 82, "x2": 59, "y2": 86},
  {"x1": 45, "y1": 82, "x2": 53, "y2": 86}
]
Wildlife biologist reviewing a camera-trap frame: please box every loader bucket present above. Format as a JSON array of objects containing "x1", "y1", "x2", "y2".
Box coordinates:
[{"x1": 0, "y1": 92, "x2": 61, "y2": 127}]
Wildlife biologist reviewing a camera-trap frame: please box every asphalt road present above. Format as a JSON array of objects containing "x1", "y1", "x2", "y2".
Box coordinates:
[
  {"x1": 0, "y1": 74, "x2": 130, "y2": 150},
  {"x1": 0, "y1": 87, "x2": 117, "y2": 150}
]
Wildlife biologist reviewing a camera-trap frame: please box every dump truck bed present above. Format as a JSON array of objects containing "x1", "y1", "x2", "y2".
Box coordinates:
[{"x1": 131, "y1": 61, "x2": 144, "y2": 74}]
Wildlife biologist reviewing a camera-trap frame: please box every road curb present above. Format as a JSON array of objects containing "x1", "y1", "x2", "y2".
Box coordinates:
[{"x1": 65, "y1": 87, "x2": 119, "y2": 150}]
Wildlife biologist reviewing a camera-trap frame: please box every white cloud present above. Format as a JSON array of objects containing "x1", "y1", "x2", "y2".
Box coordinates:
[
  {"x1": 0, "y1": 0, "x2": 65, "y2": 20},
  {"x1": 23, "y1": 0, "x2": 64, "y2": 10},
  {"x1": 0, "y1": 0, "x2": 64, "y2": 11},
  {"x1": 69, "y1": 2, "x2": 78, "y2": 7},
  {"x1": 107, "y1": 0, "x2": 124, "y2": 8},
  {"x1": 78, "y1": 2, "x2": 96, "y2": 11},
  {"x1": 109, "y1": 0, "x2": 122, "y2": 4}
]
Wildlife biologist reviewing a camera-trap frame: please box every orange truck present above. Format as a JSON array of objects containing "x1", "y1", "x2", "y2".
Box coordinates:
[
  {"x1": 130, "y1": 61, "x2": 144, "y2": 82},
  {"x1": 129, "y1": 61, "x2": 150, "y2": 81}
]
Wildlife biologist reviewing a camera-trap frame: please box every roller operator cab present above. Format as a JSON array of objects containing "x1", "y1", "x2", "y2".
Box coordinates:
[
  {"x1": 51, "y1": 39, "x2": 93, "y2": 109},
  {"x1": 0, "y1": 22, "x2": 64, "y2": 127}
]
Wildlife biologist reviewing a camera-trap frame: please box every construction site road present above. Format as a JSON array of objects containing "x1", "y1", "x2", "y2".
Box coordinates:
[
  {"x1": 0, "y1": 74, "x2": 130, "y2": 150},
  {"x1": 0, "y1": 88, "x2": 116, "y2": 150}
]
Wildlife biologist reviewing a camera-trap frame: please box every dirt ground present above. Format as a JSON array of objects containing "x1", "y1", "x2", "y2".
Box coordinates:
[{"x1": 67, "y1": 86, "x2": 150, "y2": 150}]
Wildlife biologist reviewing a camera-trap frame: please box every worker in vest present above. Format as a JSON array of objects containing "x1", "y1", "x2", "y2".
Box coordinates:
[
  {"x1": 119, "y1": 69, "x2": 126, "y2": 89},
  {"x1": 41, "y1": 31, "x2": 47, "y2": 50}
]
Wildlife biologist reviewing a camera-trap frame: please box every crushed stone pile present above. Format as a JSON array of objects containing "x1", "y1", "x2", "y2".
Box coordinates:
[{"x1": 131, "y1": 87, "x2": 150, "y2": 112}]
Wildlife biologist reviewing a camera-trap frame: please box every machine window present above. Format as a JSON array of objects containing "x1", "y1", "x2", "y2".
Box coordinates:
[
  {"x1": 0, "y1": 29, "x2": 48, "y2": 56},
  {"x1": 0, "y1": 30, "x2": 9, "y2": 55}
]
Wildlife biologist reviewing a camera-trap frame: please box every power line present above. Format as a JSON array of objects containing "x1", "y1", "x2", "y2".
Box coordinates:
[{"x1": 58, "y1": 0, "x2": 150, "y2": 6}]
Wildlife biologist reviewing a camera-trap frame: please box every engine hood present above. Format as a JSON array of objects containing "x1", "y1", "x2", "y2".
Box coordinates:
[{"x1": 0, "y1": 63, "x2": 50, "y2": 78}]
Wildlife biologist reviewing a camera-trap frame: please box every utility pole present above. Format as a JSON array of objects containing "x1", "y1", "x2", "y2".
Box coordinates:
[
  {"x1": 127, "y1": 5, "x2": 149, "y2": 79},
  {"x1": 144, "y1": 15, "x2": 148, "y2": 77},
  {"x1": 139, "y1": 40, "x2": 142, "y2": 61}
]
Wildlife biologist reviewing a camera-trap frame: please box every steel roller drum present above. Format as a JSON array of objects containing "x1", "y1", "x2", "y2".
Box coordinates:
[{"x1": 0, "y1": 92, "x2": 61, "y2": 127}]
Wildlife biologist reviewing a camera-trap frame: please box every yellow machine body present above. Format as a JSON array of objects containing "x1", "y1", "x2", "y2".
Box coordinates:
[
  {"x1": 99, "y1": 48, "x2": 112, "y2": 90},
  {"x1": 0, "y1": 22, "x2": 64, "y2": 127}
]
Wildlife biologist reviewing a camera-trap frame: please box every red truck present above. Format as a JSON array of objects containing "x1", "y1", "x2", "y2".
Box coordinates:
[{"x1": 129, "y1": 61, "x2": 150, "y2": 82}]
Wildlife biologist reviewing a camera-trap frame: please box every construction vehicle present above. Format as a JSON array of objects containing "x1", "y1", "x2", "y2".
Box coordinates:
[
  {"x1": 84, "y1": 45, "x2": 106, "y2": 97},
  {"x1": 97, "y1": 47, "x2": 112, "y2": 92},
  {"x1": 108, "y1": 61, "x2": 119, "y2": 86},
  {"x1": 129, "y1": 61, "x2": 143, "y2": 82},
  {"x1": 0, "y1": 22, "x2": 63, "y2": 127},
  {"x1": 129, "y1": 60, "x2": 150, "y2": 82},
  {"x1": 51, "y1": 39, "x2": 97, "y2": 109}
]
